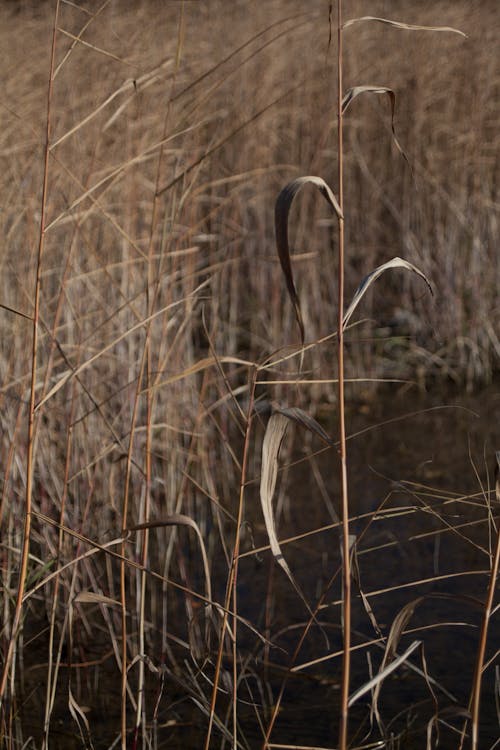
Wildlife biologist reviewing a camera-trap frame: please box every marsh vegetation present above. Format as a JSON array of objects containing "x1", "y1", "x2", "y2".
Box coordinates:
[{"x1": 0, "y1": 1, "x2": 498, "y2": 748}]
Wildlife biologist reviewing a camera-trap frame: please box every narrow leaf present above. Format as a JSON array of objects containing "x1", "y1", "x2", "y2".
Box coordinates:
[
  {"x1": 343, "y1": 16, "x2": 466, "y2": 37},
  {"x1": 275, "y1": 176, "x2": 343, "y2": 345},
  {"x1": 349, "y1": 640, "x2": 422, "y2": 707},
  {"x1": 343, "y1": 256, "x2": 433, "y2": 330},
  {"x1": 342, "y1": 86, "x2": 409, "y2": 166},
  {"x1": 273, "y1": 404, "x2": 335, "y2": 446},
  {"x1": 68, "y1": 687, "x2": 95, "y2": 750},
  {"x1": 371, "y1": 597, "x2": 425, "y2": 725},
  {"x1": 260, "y1": 414, "x2": 321, "y2": 625},
  {"x1": 260, "y1": 413, "x2": 290, "y2": 565}
]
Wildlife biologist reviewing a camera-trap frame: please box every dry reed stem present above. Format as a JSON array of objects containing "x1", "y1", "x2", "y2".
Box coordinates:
[
  {"x1": 0, "y1": 0, "x2": 61, "y2": 710},
  {"x1": 133, "y1": 10, "x2": 186, "y2": 745},
  {"x1": 469, "y1": 453, "x2": 500, "y2": 749},
  {"x1": 336, "y1": 4, "x2": 351, "y2": 748},
  {"x1": 42, "y1": 382, "x2": 78, "y2": 749}
]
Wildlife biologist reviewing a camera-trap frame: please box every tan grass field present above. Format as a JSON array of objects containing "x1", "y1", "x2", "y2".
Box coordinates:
[{"x1": 0, "y1": 1, "x2": 498, "y2": 748}]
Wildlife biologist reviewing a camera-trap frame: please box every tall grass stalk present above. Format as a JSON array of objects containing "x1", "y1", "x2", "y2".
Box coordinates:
[
  {"x1": 133, "y1": 10, "x2": 186, "y2": 747},
  {"x1": 0, "y1": 0, "x2": 61, "y2": 709},
  {"x1": 468, "y1": 454, "x2": 500, "y2": 750},
  {"x1": 336, "y1": 3, "x2": 351, "y2": 748}
]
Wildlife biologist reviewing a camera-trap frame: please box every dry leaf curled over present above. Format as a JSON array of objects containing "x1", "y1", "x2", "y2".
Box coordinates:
[
  {"x1": 343, "y1": 256, "x2": 433, "y2": 330},
  {"x1": 128, "y1": 514, "x2": 212, "y2": 636},
  {"x1": 275, "y1": 176, "x2": 343, "y2": 345},
  {"x1": 342, "y1": 86, "x2": 409, "y2": 166},
  {"x1": 272, "y1": 404, "x2": 335, "y2": 447}
]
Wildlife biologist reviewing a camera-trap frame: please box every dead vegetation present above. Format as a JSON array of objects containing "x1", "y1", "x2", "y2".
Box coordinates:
[{"x1": 0, "y1": 1, "x2": 498, "y2": 748}]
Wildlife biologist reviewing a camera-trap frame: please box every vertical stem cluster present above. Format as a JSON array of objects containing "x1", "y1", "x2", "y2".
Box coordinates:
[
  {"x1": 204, "y1": 370, "x2": 257, "y2": 750},
  {"x1": 0, "y1": 0, "x2": 61, "y2": 709},
  {"x1": 122, "y1": 11, "x2": 185, "y2": 749},
  {"x1": 336, "y1": 2, "x2": 351, "y2": 749},
  {"x1": 470, "y1": 455, "x2": 500, "y2": 749}
]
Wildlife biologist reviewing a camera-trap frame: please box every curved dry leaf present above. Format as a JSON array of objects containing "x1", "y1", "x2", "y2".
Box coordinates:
[
  {"x1": 128, "y1": 514, "x2": 212, "y2": 638},
  {"x1": 349, "y1": 639, "x2": 422, "y2": 707},
  {"x1": 260, "y1": 413, "x2": 289, "y2": 564},
  {"x1": 343, "y1": 16, "x2": 466, "y2": 38},
  {"x1": 260, "y1": 413, "x2": 320, "y2": 624},
  {"x1": 343, "y1": 256, "x2": 433, "y2": 330},
  {"x1": 69, "y1": 686, "x2": 94, "y2": 750},
  {"x1": 371, "y1": 596, "x2": 425, "y2": 725},
  {"x1": 342, "y1": 86, "x2": 409, "y2": 166},
  {"x1": 275, "y1": 176, "x2": 343, "y2": 345},
  {"x1": 273, "y1": 405, "x2": 334, "y2": 446}
]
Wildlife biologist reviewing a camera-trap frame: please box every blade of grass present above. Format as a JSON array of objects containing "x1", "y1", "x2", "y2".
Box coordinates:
[
  {"x1": 343, "y1": 256, "x2": 433, "y2": 330},
  {"x1": 275, "y1": 175, "x2": 343, "y2": 345},
  {"x1": 343, "y1": 16, "x2": 466, "y2": 37}
]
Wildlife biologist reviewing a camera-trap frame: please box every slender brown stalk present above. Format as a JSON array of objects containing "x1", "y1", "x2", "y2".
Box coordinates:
[
  {"x1": 470, "y1": 457, "x2": 500, "y2": 749},
  {"x1": 204, "y1": 368, "x2": 257, "y2": 750},
  {"x1": 133, "y1": 8, "x2": 186, "y2": 747},
  {"x1": 0, "y1": 0, "x2": 60, "y2": 709},
  {"x1": 43, "y1": 385, "x2": 78, "y2": 749},
  {"x1": 336, "y1": 2, "x2": 351, "y2": 749}
]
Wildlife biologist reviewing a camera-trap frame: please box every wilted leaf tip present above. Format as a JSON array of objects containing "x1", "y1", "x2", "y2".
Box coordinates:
[{"x1": 275, "y1": 176, "x2": 343, "y2": 344}]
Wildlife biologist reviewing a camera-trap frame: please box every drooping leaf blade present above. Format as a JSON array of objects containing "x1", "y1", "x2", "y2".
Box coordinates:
[
  {"x1": 128, "y1": 514, "x2": 213, "y2": 642},
  {"x1": 273, "y1": 404, "x2": 335, "y2": 447},
  {"x1": 260, "y1": 413, "x2": 324, "y2": 628},
  {"x1": 260, "y1": 413, "x2": 290, "y2": 566},
  {"x1": 343, "y1": 256, "x2": 433, "y2": 330},
  {"x1": 275, "y1": 176, "x2": 343, "y2": 345},
  {"x1": 342, "y1": 86, "x2": 409, "y2": 166}
]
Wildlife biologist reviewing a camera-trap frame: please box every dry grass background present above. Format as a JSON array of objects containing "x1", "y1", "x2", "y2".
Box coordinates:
[{"x1": 0, "y1": 1, "x2": 498, "y2": 748}]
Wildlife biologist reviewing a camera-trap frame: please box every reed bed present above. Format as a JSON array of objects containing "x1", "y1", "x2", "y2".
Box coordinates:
[{"x1": 0, "y1": 1, "x2": 498, "y2": 749}]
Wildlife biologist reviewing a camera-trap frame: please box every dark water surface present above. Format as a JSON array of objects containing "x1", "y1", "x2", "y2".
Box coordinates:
[{"x1": 233, "y1": 383, "x2": 500, "y2": 749}]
